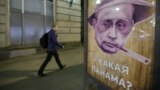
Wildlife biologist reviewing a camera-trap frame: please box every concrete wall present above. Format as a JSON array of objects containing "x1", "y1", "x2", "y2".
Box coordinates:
[
  {"x1": 56, "y1": 0, "x2": 81, "y2": 42},
  {"x1": 0, "y1": 0, "x2": 9, "y2": 47}
]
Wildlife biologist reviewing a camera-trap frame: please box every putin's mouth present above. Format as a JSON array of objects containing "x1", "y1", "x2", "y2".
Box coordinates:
[{"x1": 102, "y1": 42, "x2": 117, "y2": 48}]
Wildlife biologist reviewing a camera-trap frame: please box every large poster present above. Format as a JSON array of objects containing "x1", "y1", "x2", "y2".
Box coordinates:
[{"x1": 87, "y1": 0, "x2": 155, "y2": 90}]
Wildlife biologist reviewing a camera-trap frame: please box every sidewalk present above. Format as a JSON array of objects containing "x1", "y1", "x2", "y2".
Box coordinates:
[{"x1": 0, "y1": 46, "x2": 84, "y2": 90}]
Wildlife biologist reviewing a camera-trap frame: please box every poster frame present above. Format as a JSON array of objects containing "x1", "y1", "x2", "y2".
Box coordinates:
[
  {"x1": 152, "y1": 0, "x2": 160, "y2": 90},
  {"x1": 84, "y1": 0, "x2": 160, "y2": 90}
]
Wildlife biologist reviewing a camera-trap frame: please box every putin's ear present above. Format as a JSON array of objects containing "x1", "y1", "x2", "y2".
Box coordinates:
[{"x1": 92, "y1": 18, "x2": 97, "y2": 27}]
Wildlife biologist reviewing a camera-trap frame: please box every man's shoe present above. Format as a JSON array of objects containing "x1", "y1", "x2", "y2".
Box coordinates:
[
  {"x1": 38, "y1": 73, "x2": 46, "y2": 77},
  {"x1": 60, "y1": 64, "x2": 66, "y2": 70}
]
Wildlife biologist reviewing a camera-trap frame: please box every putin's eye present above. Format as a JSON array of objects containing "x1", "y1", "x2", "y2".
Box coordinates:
[
  {"x1": 102, "y1": 20, "x2": 112, "y2": 30},
  {"x1": 116, "y1": 20, "x2": 126, "y2": 30},
  {"x1": 116, "y1": 20, "x2": 132, "y2": 35}
]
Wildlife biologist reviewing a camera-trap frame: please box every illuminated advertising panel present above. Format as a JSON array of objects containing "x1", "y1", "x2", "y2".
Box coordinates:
[{"x1": 87, "y1": 0, "x2": 155, "y2": 89}]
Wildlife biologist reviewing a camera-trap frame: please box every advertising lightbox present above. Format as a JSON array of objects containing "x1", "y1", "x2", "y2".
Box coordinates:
[{"x1": 87, "y1": 0, "x2": 155, "y2": 89}]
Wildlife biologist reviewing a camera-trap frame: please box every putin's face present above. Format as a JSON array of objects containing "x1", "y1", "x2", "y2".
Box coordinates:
[{"x1": 93, "y1": 3, "x2": 134, "y2": 54}]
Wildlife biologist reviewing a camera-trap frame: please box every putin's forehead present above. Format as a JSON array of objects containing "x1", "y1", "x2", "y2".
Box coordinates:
[{"x1": 96, "y1": 3, "x2": 134, "y2": 21}]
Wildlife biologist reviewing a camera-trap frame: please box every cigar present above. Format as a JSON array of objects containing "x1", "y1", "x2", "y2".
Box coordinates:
[{"x1": 120, "y1": 47, "x2": 151, "y2": 65}]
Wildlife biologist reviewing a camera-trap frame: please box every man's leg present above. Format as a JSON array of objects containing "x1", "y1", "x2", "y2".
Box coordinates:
[
  {"x1": 53, "y1": 51, "x2": 66, "y2": 69},
  {"x1": 38, "y1": 51, "x2": 52, "y2": 76}
]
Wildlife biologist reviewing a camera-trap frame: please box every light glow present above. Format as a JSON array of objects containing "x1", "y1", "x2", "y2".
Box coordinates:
[
  {"x1": 96, "y1": 0, "x2": 101, "y2": 4},
  {"x1": 115, "y1": 7, "x2": 120, "y2": 11}
]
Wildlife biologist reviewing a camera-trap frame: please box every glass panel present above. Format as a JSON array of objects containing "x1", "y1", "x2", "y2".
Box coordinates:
[
  {"x1": 46, "y1": 0, "x2": 53, "y2": 32},
  {"x1": 23, "y1": 0, "x2": 44, "y2": 45},
  {"x1": 46, "y1": 0, "x2": 53, "y2": 16},
  {"x1": 10, "y1": 0, "x2": 22, "y2": 45},
  {"x1": 24, "y1": 0, "x2": 44, "y2": 15},
  {"x1": 46, "y1": 16, "x2": 53, "y2": 32},
  {"x1": 10, "y1": 0, "x2": 22, "y2": 10}
]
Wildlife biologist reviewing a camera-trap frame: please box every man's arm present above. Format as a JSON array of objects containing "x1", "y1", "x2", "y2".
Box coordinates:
[{"x1": 52, "y1": 32, "x2": 63, "y2": 48}]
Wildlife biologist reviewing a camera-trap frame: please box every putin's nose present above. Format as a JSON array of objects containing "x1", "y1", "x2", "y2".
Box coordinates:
[{"x1": 107, "y1": 26, "x2": 117, "y2": 40}]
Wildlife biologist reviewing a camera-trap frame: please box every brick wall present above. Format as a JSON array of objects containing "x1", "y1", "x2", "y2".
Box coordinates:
[
  {"x1": 56, "y1": 0, "x2": 81, "y2": 42},
  {"x1": 0, "y1": 0, "x2": 9, "y2": 47}
]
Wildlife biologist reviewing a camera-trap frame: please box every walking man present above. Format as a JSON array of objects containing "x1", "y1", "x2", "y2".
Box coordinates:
[{"x1": 38, "y1": 22, "x2": 66, "y2": 77}]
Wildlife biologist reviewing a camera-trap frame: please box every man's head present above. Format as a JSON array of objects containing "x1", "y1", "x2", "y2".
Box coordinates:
[
  {"x1": 88, "y1": 0, "x2": 154, "y2": 54},
  {"x1": 51, "y1": 22, "x2": 58, "y2": 31}
]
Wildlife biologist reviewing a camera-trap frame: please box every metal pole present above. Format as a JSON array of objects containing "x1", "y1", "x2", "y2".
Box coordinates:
[{"x1": 83, "y1": 0, "x2": 89, "y2": 90}]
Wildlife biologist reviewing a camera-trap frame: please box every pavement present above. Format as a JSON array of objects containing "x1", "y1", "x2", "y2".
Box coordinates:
[{"x1": 0, "y1": 46, "x2": 85, "y2": 90}]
